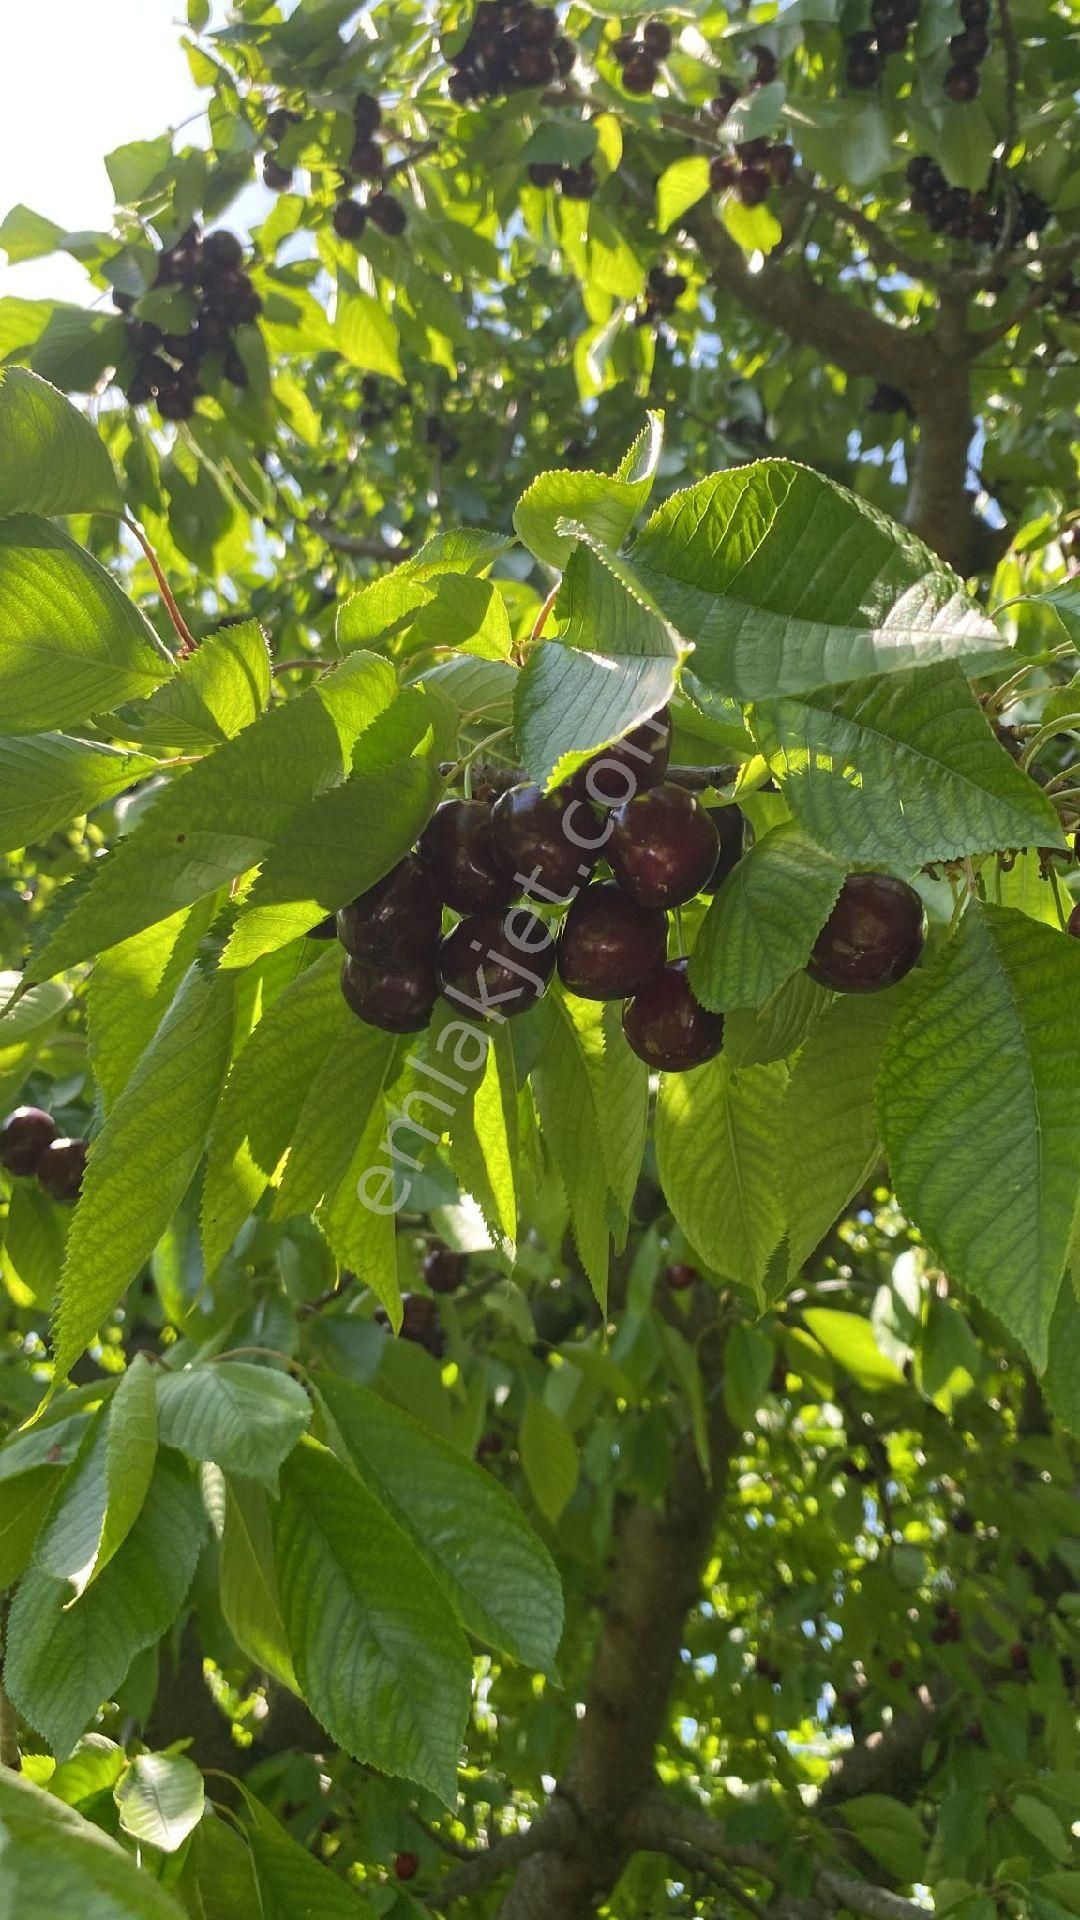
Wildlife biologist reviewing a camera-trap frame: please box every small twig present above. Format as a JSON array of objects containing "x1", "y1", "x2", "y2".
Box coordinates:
[
  {"x1": 122, "y1": 515, "x2": 198, "y2": 658},
  {"x1": 997, "y1": 0, "x2": 1021, "y2": 161},
  {"x1": 666, "y1": 762, "x2": 740, "y2": 791},
  {"x1": 530, "y1": 579, "x2": 561, "y2": 643}
]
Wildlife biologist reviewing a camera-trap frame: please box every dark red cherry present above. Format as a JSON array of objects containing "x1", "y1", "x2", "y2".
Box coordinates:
[
  {"x1": 808, "y1": 873, "x2": 926, "y2": 993},
  {"x1": 664, "y1": 1262, "x2": 698, "y2": 1290},
  {"x1": 0, "y1": 1106, "x2": 59, "y2": 1177},
  {"x1": 418, "y1": 799, "x2": 518, "y2": 913},
  {"x1": 491, "y1": 784, "x2": 601, "y2": 902},
  {"x1": 36, "y1": 1137, "x2": 88, "y2": 1203},
  {"x1": 337, "y1": 855, "x2": 442, "y2": 966},
  {"x1": 376, "y1": 1295, "x2": 445, "y2": 1357},
  {"x1": 567, "y1": 707, "x2": 672, "y2": 807},
  {"x1": 944, "y1": 64, "x2": 980, "y2": 102},
  {"x1": 438, "y1": 908, "x2": 555, "y2": 1020},
  {"x1": 1067, "y1": 901, "x2": 1080, "y2": 938},
  {"x1": 557, "y1": 883, "x2": 668, "y2": 1000},
  {"x1": 340, "y1": 952, "x2": 438, "y2": 1032},
  {"x1": 423, "y1": 1245, "x2": 469, "y2": 1294},
  {"x1": 608, "y1": 785, "x2": 719, "y2": 908},
  {"x1": 622, "y1": 959, "x2": 724, "y2": 1071},
  {"x1": 394, "y1": 1852, "x2": 420, "y2": 1882},
  {"x1": 704, "y1": 805, "x2": 745, "y2": 891}
]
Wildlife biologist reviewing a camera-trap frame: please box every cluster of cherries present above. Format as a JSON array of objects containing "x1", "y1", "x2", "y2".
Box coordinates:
[
  {"x1": 708, "y1": 136, "x2": 794, "y2": 208},
  {"x1": 331, "y1": 91, "x2": 407, "y2": 240},
  {"x1": 446, "y1": 0, "x2": 575, "y2": 104},
  {"x1": 906, "y1": 156, "x2": 1050, "y2": 248},
  {"x1": 0, "y1": 1107, "x2": 87, "y2": 1203},
  {"x1": 636, "y1": 264, "x2": 688, "y2": 327},
  {"x1": 114, "y1": 226, "x2": 259, "y2": 421},
  {"x1": 373, "y1": 1245, "x2": 468, "y2": 1360},
  {"x1": 612, "y1": 17, "x2": 673, "y2": 96},
  {"x1": 843, "y1": 0, "x2": 920, "y2": 89},
  {"x1": 324, "y1": 708, "x2": 928, "y2": 1074},
  {"x1": 942, "y1": 0, "x2": 992, "y2": 102},
  {"x1": 527, "y1": 158, "x2": 599, "y2": 200}
]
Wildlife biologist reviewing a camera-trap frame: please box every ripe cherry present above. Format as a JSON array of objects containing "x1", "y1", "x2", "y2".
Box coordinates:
[
  {"x1": 202, "y1": 229, "x2": 244, "y2": 271},
  {"x1": 663, "y1": 1262, "x2": 697, "y2": 1290},
  {"x1": 705, "y1": 805, "x2": 745, "y2": 891},
  {"x1": 368, "y1": 191, "x2": 407, "y2": 236},
  {"x1": 807, "y1": 873, "x2": 926, "y2": 993},
  {"x1": 262, "y1": 156, "x2": 293, "y2": 192},
  {"x1": 419, "y1": 799, "x2": 518, "y2": 913},
  {"x1": 1009, "y1": 1641, "x2": 1030, "y2": 1674},
  {"x1": 608, "y1": 785, "x2": 719, "y2": 909},
  {"x1": 642, "y1": 19, "x2": 672, "y2": 56},
  {"x1": 337, "y1": 855, "x2": 442, "y2": 967},
  {"x1": 622, "y1": 959, "x2": 724, "y2": 1071},
  {"x1": 622, "y1": 52, "x2": 658, "y2": 93},
  {"x1": 0, "y1": 1106, "x2": 58, "y2": 1177},
  {"x1": 738, "y1": 166, "x2": 771, "y2": 207},
  {"x1": 557, "y1": 882, "x2": 667, "y2": 1000},
  {"x1": 568, "y1": 707, "x2": 672, "y2": 807},
  {"x1": 423, "y1": 1245, "x2": 469, "y2": 1294},
  {"x1": 944, "y1": 64, "x2": 980, "y2": 101},
  {"x1": 438, "y1": 909, "x2": 555, "y2": 1020},
  {"x1": 332, "y1": 198, "x2": 367, "y2": 241},
  {"x1": 37, "y1": 1138, "x2": 88, "y2": 1203},
  {"x1": 491, "y1": 783, "x2": 601, "y2": 902},
  {"x1": 375, "y1": 1295, "x2": 445, "y2": 1357},
  {"x1": 340, "y1": 953, "x2": 438, "y2": 1033},
  {"x1": 394, "y1": 1852, "x2": 420, "y2": 1882},
  {"x1": 887, "y1": 1657, "x2": 905, "y2": 1680}
]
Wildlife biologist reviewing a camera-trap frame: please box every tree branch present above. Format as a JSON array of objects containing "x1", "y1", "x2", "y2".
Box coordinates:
[
  {"x1": 628, "y1": 1798, "x2": 926, "y2": 1920},
  {"x1": 428, "y1": 1805, "x2": 576, "y2": 1907},
  {"x1": 997, "y1": 0, "x2": 1021, "y2": 161},
  {"x1": 307, "y1": 513, "x2": 413, "y2": 561}
]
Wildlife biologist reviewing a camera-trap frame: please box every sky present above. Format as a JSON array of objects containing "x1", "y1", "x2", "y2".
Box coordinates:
[{"x1": 0, "y1": 0, "x2": 208, "y2": 304}]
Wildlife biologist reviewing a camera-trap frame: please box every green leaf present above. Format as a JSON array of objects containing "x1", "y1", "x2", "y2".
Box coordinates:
[
  {"x1": 0, "y1": 975, "x2": 72, "y2": 1113},
  {"x1": 1044, "y1": 1288, "x2": 1080, "y2": 1439},
  {"x1": 5, "y1": 1451, "x2": 204, "y2": 1759},
  {"x1": 122, "y1": 619, "x2": 271, "y2": 751},
  {"x1": 219, "y1": 1476, "x2": 297, "y2": 1690},
  {"x1": 515, "y1": 538, "x2": 685, "y2": 789},
  {"x1": 105, "y1": 138, "x2": 173, "y2": 205},
  {"x1": 0, "y1": 204, "x2": 65, "y2": 264},
  {"x1": 690, "y1": 824, "x2": 845, "y2": 1014},
  {"x1": 35, "y1": 1359, "x2": 159, "y2": 1601},
  {"x1": 532, "y1": 987, "x2": 649, "y2": 1303},
  {"x1": 0, "y1": 515, "x2": 173, "y2": 734},
  {"x1": 630, "y1": 461, "x2": 1007, "y2": 701},
  {"x1": 157, "y1": 1362, "x2": 311, "y2": 1485},
  {"x1": 243, "y1": 1796, "x2": 376, "y2": 1918},
  {"x1": 201, "y1": 952, "x2": 345, "y2": 1273},
  {"x1": 1, "y1": 1179, "x2": 66, "y2": 1309},
  {"x1": 936, "y1": 101, "x2": 998, "y2": 192},
  {"x1": 30, "y1": 651, "x2": 396, "y2": 980},
  {"x1": 720, "y1": 196, "x2": 784, "y2": 257},
  {"x1": 53, "y1": 966, "x2": 236, "y2": 1382},
  {"x1": 87, "y1": 900, "x2": 219, "y2": 1114},
  {"x1": 723, "y1": 971, "x2": 830, "y2": 1068},
  {"x1": 879, "y1": 904, "x2": 1080, "y2": 1367},
  {"x1": 655, "y1": 1057, "x2": 787, "y2": 1302},
  {"x1": 519, "y1": 1396, "x2": 579, "y2": 1525},
  {"x1": 752, "y1": 665, "x2": 1064, "y2": 866},
  {"x1": 115, "y1": 1753, "x2": 204, "y2": 1854},
  {"x1": 319, "y1": 1375, "x2": 564, "y2": 1673},
  {"x1": 842, "y1": 1795, "x2": 926, "y2": 1880},
  {"x1": 177, "y1": 1813, "x2": 262, "y2": 1920},
  {"x1": 782, "y1": 991, "x2": 905, "y2": 1274},
  {"x1": 656, "y1": 156, "x2": 711, "y2": 232},
  {"x1": 222, "y1": 690, "x2": 444, "y2": 967},
  {"x1": 336, "y1": 530, "x2": 511, "y2": 654},
  {"x1": 803, "y1": 1309, "x2": 905, "y2": 1390},
  {"x1": 0, "y1": 734, "x2": 156, "y2": 853},
  {"x1": 442, "y1": 1012, "x2": 519, "y2": 1250},
  {"x1": 336, "y1": 292, "x2": 404, "y2": 383},
  {"x1": 0, "y1": 369, "x2": 122, "y2": 517},
  {"x1": 0, "y1": 1466, "x2": 62, "y2": 1588},
  {"x1": 513, "y1": 413, "x2": 663, "y2": 569},
  {"x1": 0, "y1": 1767, "x2": 185, "y2": 1918},
  {"x1": 315, "y1": 1040, "x2": 431, "y2": 1325},
  {"x1": 274, "y1": 1441, "x2": 472, "y2": 1803},
  {"x1": 1011, "y1": 1795, "x2": 1072, "y2": 1864}
]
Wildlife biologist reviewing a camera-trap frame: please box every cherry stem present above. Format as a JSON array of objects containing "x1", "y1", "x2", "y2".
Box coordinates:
[
  {"x1": 1047, "y1": 864, "x2": 1071, "y2": 932},
  {"x1": 673, "y1": 906, "x2": 686, "y2": 957},
  {"x1": 122, "y1": 515, "x2": 199, "y2": 658},
  {"x1": 529, "y1": 579, "x2": 561, "y2": 644}
]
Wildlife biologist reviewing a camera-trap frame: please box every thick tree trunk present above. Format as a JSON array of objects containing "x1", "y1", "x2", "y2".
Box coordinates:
[{"x1": 496, "y1": 1326, "x2": 739, "y2": 1920}]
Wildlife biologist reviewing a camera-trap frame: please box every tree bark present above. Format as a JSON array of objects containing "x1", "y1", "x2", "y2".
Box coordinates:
[{"x1": 494, "y1": 1322, "x2": 740, "y2": 1920}]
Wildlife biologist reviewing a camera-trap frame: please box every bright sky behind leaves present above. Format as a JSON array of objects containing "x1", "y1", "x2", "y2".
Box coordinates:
[{"x1": 0, "y1": 0, "x2": 205, "y2": 303}]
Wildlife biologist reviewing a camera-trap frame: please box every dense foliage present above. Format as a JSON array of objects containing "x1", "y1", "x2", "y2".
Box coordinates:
[{"x1": 0, "y1": 3, "x2": 1079, "y2": 1917}]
